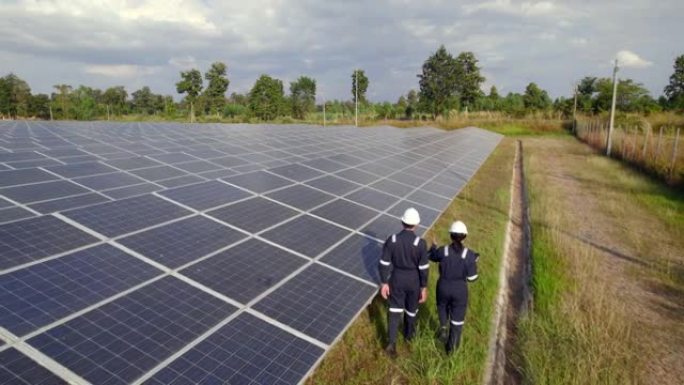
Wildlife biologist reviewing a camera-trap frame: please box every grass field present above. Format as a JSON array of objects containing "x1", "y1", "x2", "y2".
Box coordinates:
[
  {"x1": 306, "y1": 138, "x2": 516, "y2": 385},
  {"x1": 516, "y1": 137, "x2": 684, "y2": 385}
]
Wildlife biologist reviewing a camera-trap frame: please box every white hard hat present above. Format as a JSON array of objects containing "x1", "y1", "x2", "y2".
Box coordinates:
[
  {"x1": 401, "y1": 208, "x2": 421, "y2": 226},
  {"x1": 449, "y1": 221, "x2": 468, "y2": 234}
]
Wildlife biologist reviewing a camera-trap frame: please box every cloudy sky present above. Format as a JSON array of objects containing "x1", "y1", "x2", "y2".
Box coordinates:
[{"x1": 0, "y1": 0, "x2": 681, "y2": 102}]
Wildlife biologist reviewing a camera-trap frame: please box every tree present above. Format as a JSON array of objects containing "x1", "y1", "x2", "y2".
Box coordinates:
[
  {"x1": 176, "y1": 69, "x2": 203, "y2": 122},
  {"x1": 405, "y1": 89, "x2": 419, "y2": 118},
  {"x1": 418, "y1": 45, "x2": 459, "y2": 117},
  {"x1": 664, "y1": 54, "x2": 684, "y2": 110},
  {"x1": 131, "y1": 86, "x2": 155, "y2": 115},
  {"x1": 594, "y1": 78, "x2": 655, "y2": 113},
  {"x1": 523, "y1": 82, "x2": 552, "y2": 111},
  {"x1": 290, "y1": 76, "x2": 316, "y2": 119},
  {"x1": 29, "y1": 94, "x2": 50, "y2": 119},
  {"x1": 71, "y1": 85, "x2": 98, "y2": 120},
  {"x1": 52, "y1": 84, "x2": 72, "y2": 119},
  {"x1": 249, "y1": 74, "x2": 285, "y2": 120},
  {"x1": 102, "y1": 86, "x2": 128, "y2": 116},
  {"x1": 351, "y1": 69, "x2": 369, "y2": 104},
  {"x1": 454, "y1": 52, "x2": 485, "y2": 109},
  {"x1": 0, "y1": 74, "x2": 31, "y2": 118},
  {"x1": 204, "y1": 62, "x2": 229, "y2": 116}
]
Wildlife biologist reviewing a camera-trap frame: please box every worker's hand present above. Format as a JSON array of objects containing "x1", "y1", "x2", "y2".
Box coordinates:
[
  {"x1": 431, "y1": 234, "x2": 437, "y2": 246},
  {"x1": 380, "y1": 284, "x2": 390, "y2": 300},
  {"x1": 419, "y1": 287, "x2": 428, "y2": 303}
]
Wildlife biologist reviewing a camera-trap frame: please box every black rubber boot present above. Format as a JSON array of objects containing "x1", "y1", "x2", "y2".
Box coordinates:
[
  {"x1": 437, "y1": 326, "x2": 449, "y2": 343},
  {"x1": 385, "y1": 343, "x2": 397, "y2": 359},
  {"x1": 446, "y1": 325, "x2": 463, "y2": 354}
]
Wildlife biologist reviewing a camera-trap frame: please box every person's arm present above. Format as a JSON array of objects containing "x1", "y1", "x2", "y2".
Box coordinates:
[
  {"x1": 379, "y1": 240, "x2": 393, "y2": 298},
  {"x1": 418, "y1": 240, "x2": 429, "y2": 302},
  {"x1": 428, "y1": 243, "x2": 442, "y2": 262},
  {"x1": 466, "y1": 251, "x2": 479, "y2": 282}
]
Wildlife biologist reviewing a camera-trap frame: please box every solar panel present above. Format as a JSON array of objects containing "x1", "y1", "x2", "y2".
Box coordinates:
[
  {"x1": 118, "y1": 215, "x2": 247, "y2": 268},
  {"x1": 319, "y1": 234, "x2": 383, "y2": 283},
  {"x1": 27, "y1": 277, "x2": 237, "y2": 385},
  {"x1": 207, "y1": 197, "x2": 298, "y2": 233},
  {"x1": 0, "y1": 215, "x2": 99, "y2": 271},
  {"x1": 222, "y1": 170, "x2": 293, "y2": 193},
  {"x1": 0, "y1": 244, "x2": 161, "y2": 336},
  {"x1": 181, "y1": 238, "x2": 307, "y2": 303},
  {"x1": 0, "y1": 348, "x2": 67, "y2": 385},
  {"x1": 345, "y1": 187, "x2": 398, "y2": 211},
  {"x1": 310, "y1": 199, "x2": 380, "y2": 230},
  {"x1": 62, "y1": 194, "x2": 191, "y2": 237},
  {"x1": 260, "y1": 215, "x2": 351, "y2": 258},
  {"x1": 265, "y1": 185, "x2": 335, "y2": 211},
  {"x1": 0, "y1": 122, "x2": 502, "y2": 384},
  {"x1": 0, "y1": 168, "x2": 58, "y2": 187},
  {"x1": 253, "y1": 264, "x2": 377, "y2": 344},
  {"x1": 143, "y1": 313, "x2": 324, "y2": 385}
]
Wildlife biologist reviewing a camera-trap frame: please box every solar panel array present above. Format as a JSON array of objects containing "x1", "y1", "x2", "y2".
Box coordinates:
[{"x1": 0, "y1": 120, "x2": 501, "y2": 385}]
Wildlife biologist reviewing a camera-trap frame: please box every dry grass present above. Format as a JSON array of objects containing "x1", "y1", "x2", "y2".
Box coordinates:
[{"x1": 306, "y1": 139, "x2": 516, "y2": 385}]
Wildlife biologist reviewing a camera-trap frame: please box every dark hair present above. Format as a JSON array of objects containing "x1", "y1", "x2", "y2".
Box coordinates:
[
  {"x1": 450, "y1": 233, "x2": 466, "y2": 243},
  {"x1": 402, "y1": 222, "x2": 415, "y2": 229}
]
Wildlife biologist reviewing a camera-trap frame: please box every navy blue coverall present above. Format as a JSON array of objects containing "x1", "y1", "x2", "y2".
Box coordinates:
[
  {"x1": 429, "y1": 242, "x2": 479, "y2": 352},
  {"x1": 379, "y1": 229, "x2": 429, "y2": 345}
]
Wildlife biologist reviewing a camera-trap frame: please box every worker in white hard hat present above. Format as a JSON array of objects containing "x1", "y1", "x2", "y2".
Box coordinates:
[
  {"x1": 429, "y1": 220, "x2": 479, "y2": 354},
  {"x1": 378, "y1": 207, "x2": 429, "y2": 358}
]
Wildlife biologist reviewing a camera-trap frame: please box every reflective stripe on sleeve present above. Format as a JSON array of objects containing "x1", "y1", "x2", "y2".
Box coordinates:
[
  {"x1": 451, "y1": 320, "x2": 464, "y2": 326},
  {"x1": 389, "y1": 308, "x2": 404, "y2": 313},
  {"x1": 379, "y1": 260, "x2": 391, "y2": 266},
  {"x1": 418, "y1": 263, "x2": 429, "y2": 270},
  {"x1": 461, "y1": 247, "x2": 468, "y2": 259},
  {"x1": 444, "y1": 246, "x2": 449, "y2": 257},
  {"x1": 391, "y1": 234, "x2": 397, "y2": 243},
  {"x1": 467, "y1": 274, "x2": 478, "y2": 281},
  {"x1": 413, "y1": 236, "x2": 420, "y2": 246}
]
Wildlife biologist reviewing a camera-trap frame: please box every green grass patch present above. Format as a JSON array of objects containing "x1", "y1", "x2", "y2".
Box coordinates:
[{"x1": 306, "y1": 139, "x2": 516, "y2": 385}]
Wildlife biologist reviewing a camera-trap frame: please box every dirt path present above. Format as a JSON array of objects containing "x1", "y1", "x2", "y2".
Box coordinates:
[
  {"x1": 524, "y1": 137, "x2": 684, "y2": 385},
  {"x1": 485, "y1": 140, "x2": 531, "y2": 385}
]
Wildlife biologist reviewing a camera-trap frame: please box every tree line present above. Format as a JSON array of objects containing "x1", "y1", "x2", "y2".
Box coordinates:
[{"x1": 1, "y1": 49, "x2": 682, "y2": 121}]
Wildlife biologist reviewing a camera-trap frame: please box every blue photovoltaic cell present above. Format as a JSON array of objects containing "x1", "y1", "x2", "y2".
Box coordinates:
[
  {"x1": 118, "y1": 215, "x2": 247, "y2": 268},
  {"x1": 360, "y1": 214, "x2": 404, "y2": 241},
  {"x1": 407, "y1": 190, "x2": 451, "y2": 211},
  {"x1": 181, "y1": 238, "x2": 307, "y2": 303},
  {"x1": 62, "y1": 194, "x2": 191, "y2": 237},
  {"x1": 159, "y1": 181, "x2": 252, "y2": 211},
  {"x1": 345, "y1": 187, "x2": 398, "y2": 211},
  {"x1": 28, "y1": 277, "x2": 237, "y2": 385},
  {"x1": 157, "y1": 174, "x2": 205, "y2": 188},
  {"x1": 0, "y1": 168, "x2": 58, "y2": 187},
  {"x1": 310, "y1": 199, "x2": 380, "y2": 230},
  {"x1": 74, "y1": 172, "x2": 147, "y2": 191},
  {"x1": 173, "y1": 160, "x2": 222, "y2": 173},
  {"x1": 6, "y1": 159, "x2": 63, "y2": 169},
  {"x1": 222, "y1": 170, "x2": 293, "y2": 193},
  {"x1": 369, "y1": 178, "x2": 415, "y2": 198},
  {"x1": 304, "y1": 175, "x2": 360, "y2": 195},
  {"x1": 0, "y1": 348, "x2": 67, "y2": 385},
  {"x1": 101, "y1": 183, "x2": 161, "y2": 200},
  {"x1": 47, "y1": 162, "x2": 117, "y2": 178},
  {"x1": 104, "y1": 156, "x2": 163, "y2": 170},
  {"x1": 0, "y1": 244, "x2": 161, "y2": 336},
  {"x1": 301, "y1": 157, "x2": 348, "y2": 173},
  {"x1": 149, "y1": 152, "x2": 198, "y2": 164},
  {"x1": 197, "y1": 168, "x2": 237, "y2": 180},
  {"x1": 320, "y1": 234, "x2": 382, "y2": 283},
  {"x1": 334, "y1": 168, "x2": 378, "y2": 185},
  {"x1": 265, "y1": 184, "x2": 335, "y2": 211},
  {"x1": 254, "y1": 264, "x2": 377, "y2": 344},
  {"x1": 0, "y1": 180, "x2": 90, "y2": 204},
  {"x1": 28, "y1": 193, "x2": 111, "y2": 214},
  {"x1": 0, "y1": 206, "x2": 36, "y2": 224},
  {"x1": 144, "y1": 313, "x2": 324, "y2": 385},
  {"x1": 0, "y1": 198, "x2": 11, "y2": 209},
  {"x1": 261, "y1": 215, "x2": 351, "y2": 258},
  {"x1": 0, "y1": 215, "x2": 99, "y2": 271},
  {"x1": 267, "y1": 164, "x2": 323, "y2": 182},
  {"x1": 207, "y1": 197, "x2": 298, "y2": 233},
  {"x1": 129, "y1": 165, "x2": 187, "y2": 181}
]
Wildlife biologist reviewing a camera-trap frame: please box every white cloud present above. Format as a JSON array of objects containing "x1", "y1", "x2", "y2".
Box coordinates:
[
  {"x1": 616, "y1": 50, "x2": 653, "y2": 68},
  {"x1": 463, "y1": 0, "x2": 559, "y2": 17},
  {"x1": 84, "y1": 64, "x2": 159, "y2": 78},
  {"x1": 570, "y1": 37, "x2": 588, "y2": 46},
  {"x1": 168, "y1": 56, "x2": 198, "y2": 69}
]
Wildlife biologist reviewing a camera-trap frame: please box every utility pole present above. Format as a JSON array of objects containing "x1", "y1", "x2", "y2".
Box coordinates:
[
  {"x1": 354, "y1": 69, "x2": 359, "y2": 127},
  {"x1": 572, "y1": 83, "x2": 578, "y2": 133},
  {"x1": 323, "y1": 99, "x2": 326, "y2": 128},
  {"x1": 606, "y1": 59, "x2": 619, "y2": 156},
  {"x1": 49, "y1": 104, "x2": 53, "y2": 121}
]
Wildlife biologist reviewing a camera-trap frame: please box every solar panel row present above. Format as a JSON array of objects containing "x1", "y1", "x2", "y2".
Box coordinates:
[{"x1": 0, "y1": 121, "x2": 501, "y2": 384}]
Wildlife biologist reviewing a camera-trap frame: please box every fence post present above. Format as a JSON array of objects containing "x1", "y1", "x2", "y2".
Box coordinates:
[
  {"x1": 670, "y1": 127, "x2": 680, "y2": 184},
  {"x1": 642, "y1": 128, "x2": 649, "y2": 162},
  {"x1": 655, "y1": 126, "x2": 664, "y2": 163},
  {"x1": 631, "y1": 126, "x2": 638, "y2": 161}
]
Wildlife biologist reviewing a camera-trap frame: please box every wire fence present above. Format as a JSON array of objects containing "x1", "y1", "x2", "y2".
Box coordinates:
[{"x1": 575, "y1": 120, "x2": 682, "y2": 186}]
